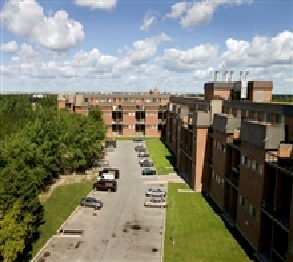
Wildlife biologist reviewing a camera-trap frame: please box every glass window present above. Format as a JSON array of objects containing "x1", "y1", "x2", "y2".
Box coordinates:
[{"x1": 241, "y1": 155, "x2": 245, "y2": 165}]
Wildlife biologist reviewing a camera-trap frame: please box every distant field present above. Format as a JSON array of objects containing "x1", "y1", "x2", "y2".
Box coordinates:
[
  {"x1": 145, "y1": 139, "x2": 176, "y2": 175},
  {"x1": 31, "y1": 179, "x2": 93, "y2": 257},
  {"x1": 164, "y1": 183, "x2": 251, "y2": 262}
]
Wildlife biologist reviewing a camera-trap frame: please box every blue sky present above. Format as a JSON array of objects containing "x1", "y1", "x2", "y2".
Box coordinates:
[{"x1": 0, "y1": 0, "x2": 292, "y2": 94}]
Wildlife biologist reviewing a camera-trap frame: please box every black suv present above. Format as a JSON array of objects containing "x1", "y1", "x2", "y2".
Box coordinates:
[{"x1": 93, "y1": 179, "x2": 117, "y2": 192}]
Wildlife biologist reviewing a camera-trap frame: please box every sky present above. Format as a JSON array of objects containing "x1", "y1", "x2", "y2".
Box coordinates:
[{"x1": 0, "y1": 0, "x2": 293, "y2": 94}]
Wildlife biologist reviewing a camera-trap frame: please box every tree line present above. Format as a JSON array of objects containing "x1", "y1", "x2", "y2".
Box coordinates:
[{"x1": 0, "y1": 95, "x2": 106, "y2": 261}]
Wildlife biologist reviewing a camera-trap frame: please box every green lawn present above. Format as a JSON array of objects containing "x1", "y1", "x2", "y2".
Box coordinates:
[
  {"x1": 31, "y1": 180, "x2": 93, "y2": 257},
  {"x1": 164, "y1": 183, "x2": 251, "y2": 262},
  {"x1": 145, "y1": 139, "x2": 176, "y2": 175}
]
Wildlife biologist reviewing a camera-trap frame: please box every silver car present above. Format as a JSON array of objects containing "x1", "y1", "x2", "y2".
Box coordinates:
[
  {"x1": 80, "y1": 197, "x2": 103, "y2": 210},
  {"x1": 145, "y1": 187, "x2": 166, "y2": 197},
  {"x1": 144, "y1": 197, "x2": 168, "y2": 208}
]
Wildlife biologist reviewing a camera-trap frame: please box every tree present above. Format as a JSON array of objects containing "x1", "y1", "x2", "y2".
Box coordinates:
[{"x1": 0, "y1": 201, "x2": 34, "y2": 262}]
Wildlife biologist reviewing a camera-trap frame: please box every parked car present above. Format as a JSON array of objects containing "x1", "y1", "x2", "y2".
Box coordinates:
[
  {"x1": 105, "y1": 140, "x2": 116, "y2": 148},
  {"x1": 137, "y1": 147, "x2": 147, "y2": 153},
  {"x1": 95, "y1": 159, "x2": 110, "y2": 167},
  {"x1": 93, "y1": 179, "x2": 117, "y2": 192},
  {"x1": 138, "y1": 152, "x2": 149, "y2": 158},
  {"x1": 145, "y1": 187, "x2": 166, "y2": 197},
  {"x1": 144, "y1": 197, "x2": 168, "y2": 208},
  {"x1": 140, "y1": 159, "x2": 153, "y2": 167},
  {"x1": 135, "y1": 145, "x2": 145, "y2": 152},
  {"x1": 133, "y1": 138, "x2": 143, "y2": 143},
  {"x1": 142, "y1": 168, "x2": 156, "y2": 176},
  {"x1": 99, "y1": 168, "x2": 120, "y2": 179},
  {"x1": 80, "y1": 197, "x2": 103, "y2": 210}
]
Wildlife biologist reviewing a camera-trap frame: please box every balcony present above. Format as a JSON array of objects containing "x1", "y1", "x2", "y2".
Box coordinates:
[
  {"x1": 261, "y1": 200, "x2": 274, "y2": 215},
  {"x1": 274, "y1": 210, "x2": 289, "y2": 231},
  {"x1": 112, "y1": 119, "x2": 123, "y2": 124},
  {"x1": 261, "y1": 201, "x2": 289, "y2": 232},
  {"x1": 135, "y1": 106, "x2": 145, "y2": 111},
  {"x1": 135, "y1": 119, "x2": 145, "y2": 124},
  {"x1": 225, "y1": 174, "x2": 239, "y2": 188},
  {"x1": 266, "y1": 151, "x2": 293, "y2": 177},
  {"x1": 112, "y1": 105, "x2": 123, "y2": 111}
]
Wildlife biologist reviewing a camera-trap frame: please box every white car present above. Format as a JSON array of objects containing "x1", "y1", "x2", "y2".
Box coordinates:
[
  {"x1": 145, "y1": 187, "x2": 166, "y2": 197},
  {"x1": 144, "y1": 197, "x2": 168, "y2": 208}
]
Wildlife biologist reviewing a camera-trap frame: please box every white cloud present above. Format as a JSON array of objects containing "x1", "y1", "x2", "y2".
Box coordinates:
[
  {"x1": 71, "y1": 48, "x2": 118, "y2": 73},
  {"x1": 159, "y1": 44, "x2": 218, "y2": 72},
  {"x1": 74, "y1": 0, "x2": 117, "y2": 10},
  {"x1": 127, "y1": 33, "x2": 172, "y2": 64},
  {"x1": 0, "y1": 41, "x2": 18, "y2": 53},
  {"x1": 140, "y1": 11, "x2": 157, "y2": 31},
  {"x1": 166, "y1": 0, "x2": 252, "y2": 29},
  {"x1": 221, "y1": 30, "x2": 293, "y2": 68},
  {"x1": 165, "y1": 2, "x2": 190, "y2": 19},
  {"x1": 0, "y1": 0, "x2": 85, "y2": 51},
  {"x1": 1, "y1": 31, "x2": 292, "y2": 94},
  {"x1": 18, "y1": 43, "x2": 36, "y2": 59}
]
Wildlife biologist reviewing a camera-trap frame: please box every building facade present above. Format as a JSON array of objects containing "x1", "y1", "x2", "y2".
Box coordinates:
[
  {"x1": 165, "y1": 78, "x2": 293, "y2": 262},
  {"x1": 57, "y1": 89, "x2": 170, "y2": 138}
]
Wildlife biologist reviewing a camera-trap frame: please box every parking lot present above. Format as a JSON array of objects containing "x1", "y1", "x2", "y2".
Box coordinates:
[{"x1": 34, "y1": 140, "x2": 167, "y2": 262}]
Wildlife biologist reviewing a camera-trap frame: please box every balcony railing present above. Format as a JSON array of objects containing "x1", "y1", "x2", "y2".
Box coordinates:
[
  {"x1": 135, "y1": 119, "x2": 145, "y2": 124},
  {"x1": 261, "y1": 201, "x2": 289, "y2": 231},
  {"x1": 265, "y1": 151, "x2": 293, "y2": 177},
  {"x1": 261, "y1": 200, "x2": 274, "y2": 215},
  {"x1": 112, "y1": 119, "x2": 123, "y2": 124},
  {"x1": 135, "y1": 106, "x2": 145, "y2": 111},
  {"x1": 274, "y1": 210, "x2": 289, "y2": 230},
  {"x1": 225, "y1": 175, "x2": 239, "y2": 188}
]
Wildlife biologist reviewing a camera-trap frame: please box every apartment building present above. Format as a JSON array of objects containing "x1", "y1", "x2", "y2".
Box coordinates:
[
  {"x1": 57, "y1": 88, "x2": 170, "y2": 138},
  {"x1": 165, "y1": 74, "x2": 293, "y2": 262}
]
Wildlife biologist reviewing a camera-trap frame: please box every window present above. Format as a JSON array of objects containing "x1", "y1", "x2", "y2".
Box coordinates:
[
  {"x1": 221, "y1": 143, "x2": 226, "y2": 152},
  {"x1": 221, "y1": 179, "x2": 225, "y2": 187},
  {"x1": 252, "y1": 207, "x2": 258, "y2": 219},
  {"x1": 264, "y1": 113, "x2": 268, "y2": 122},
  {"x1": 213, "y1": 140, "x2": 217, "y2": 148},
  {"x1": 256, "y1": 163, "x2": 263, "y2": 175},
  {"x1": 239, "y1": 195, "x2": 245, "y2": 207},
  {"x1": 248, "y1": 204, "x2": 253, "y2": 215},
  {"x1": 253, "y1": 111, "x2": 258, "y2": 119},
  {"x1": 276, "y1": 114, "x2": 284, "y2": 124},
  {"x1": 113, "y1": 98, "x2": 116, "y2": 102},
  {"x1": 241, "y1": 155, "x2": 245, "y2": 165},
  {"x1": 251, "y1": 160, "x2": 256, "y2": 171},
  {"x1": 212, "y1": 171, "x2": 215, "y2": 179},
  {"x1": 236, "y1": 109, "x2": 241, "y2": 118},
  {"x1": 245, "y1": 110, "x2": 249, "y2": 118}
]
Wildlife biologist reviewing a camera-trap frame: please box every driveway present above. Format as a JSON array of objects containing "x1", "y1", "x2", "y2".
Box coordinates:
[{"x1": 34, "y1": 140, "x2": 166, "y2": 262}]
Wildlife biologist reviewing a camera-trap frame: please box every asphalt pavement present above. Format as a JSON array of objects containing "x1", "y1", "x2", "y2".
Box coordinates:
[{"x1": 34, "y1": 140, "x2": 166, "y2": 262}]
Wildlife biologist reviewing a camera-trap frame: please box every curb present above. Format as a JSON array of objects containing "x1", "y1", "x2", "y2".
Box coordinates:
[
  {"x1": 161, "y1": 183, "x2": 168, "y2": 262},
  {"x1": 31, "y1": 202, "x2": 82, "y2": 261}
]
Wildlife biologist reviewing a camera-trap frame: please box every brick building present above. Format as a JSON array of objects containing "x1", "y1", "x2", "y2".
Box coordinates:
[
  {"x1": 57, "y1": 88, "x2": 170, "y2": 138},
  {"x1": 165, "y1": 76, "x2": 293, "y2": 262}
]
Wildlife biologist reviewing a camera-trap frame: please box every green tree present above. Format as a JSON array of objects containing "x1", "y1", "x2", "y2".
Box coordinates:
[{"x1": 0, "y1": 201, "x2": 34, "y2": 262}]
